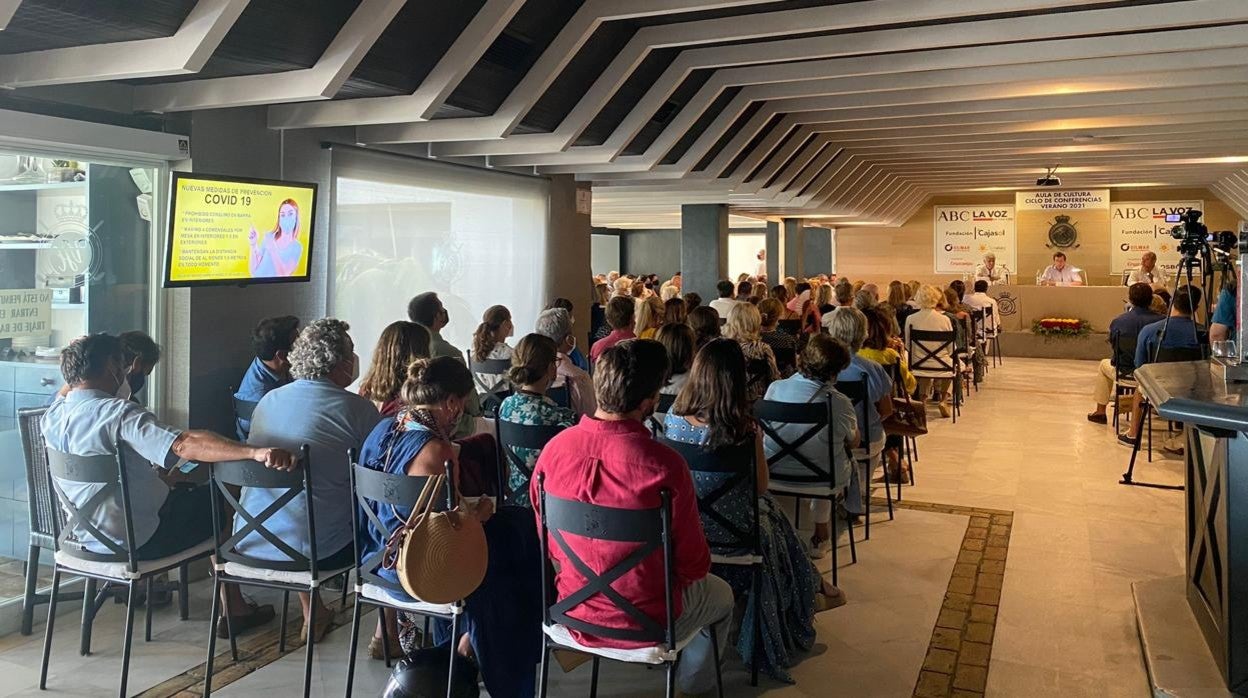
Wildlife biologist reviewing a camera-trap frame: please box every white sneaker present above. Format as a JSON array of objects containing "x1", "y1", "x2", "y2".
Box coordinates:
[{"x1": 808, "y1": 536, "x2": 831, "y2": 560}]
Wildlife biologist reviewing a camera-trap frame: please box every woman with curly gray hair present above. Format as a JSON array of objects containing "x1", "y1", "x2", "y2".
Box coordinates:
[{"x1": 238, "y1": 317, "x2": 380, "y2": 644}]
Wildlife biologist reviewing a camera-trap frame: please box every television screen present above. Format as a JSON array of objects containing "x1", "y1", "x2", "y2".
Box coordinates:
[{"x1": 163, "y1": 172, "x2": 318, "y2": 287}]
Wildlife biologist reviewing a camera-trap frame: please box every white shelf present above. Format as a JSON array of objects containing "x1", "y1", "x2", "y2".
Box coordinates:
[
  {"x1": 0, "y1": 181, "x2": 86, "y2": 193},
  {"x1": 51, "y1": 303, "x2": 85, "y2": 310}
]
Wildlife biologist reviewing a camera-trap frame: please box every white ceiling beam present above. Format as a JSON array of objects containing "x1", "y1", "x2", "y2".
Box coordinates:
[
  {"x1": 273, "y1": 0, "x2": 773, "y2": 132},
  {"x1": 0, "y1": 1, "x2": 20, "y2": 30},
  {"x1": 365, "y1": 0, "x2": 1128, "y2": 146},
  {"x1": 134, "y1": 0, "x2": 408, "y2": 112},
  {"x1": 0, "y1": 0, "x2": 248, "y2": 88}
]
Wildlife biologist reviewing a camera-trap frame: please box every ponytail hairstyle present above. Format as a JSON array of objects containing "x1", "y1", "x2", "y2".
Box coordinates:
[
  {"x1": 471, "y1": 305, "x2": 511, "y2": 359},
  {"x1": 506, "y1": 333, "x2": 559, "y2": 387},
  {"x1": 400, "y1": 356, "x2": 474, "y2": 410}
]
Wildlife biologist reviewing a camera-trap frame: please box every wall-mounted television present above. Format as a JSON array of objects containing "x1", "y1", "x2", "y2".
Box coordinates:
[{"x1": 163, "y1": 172, "x2": 317, "y2": 287}]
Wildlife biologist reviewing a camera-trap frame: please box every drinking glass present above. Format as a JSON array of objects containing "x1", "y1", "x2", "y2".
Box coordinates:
[{"x1": 1213, "y1": 340, "x2": 1239, "y2": 365}]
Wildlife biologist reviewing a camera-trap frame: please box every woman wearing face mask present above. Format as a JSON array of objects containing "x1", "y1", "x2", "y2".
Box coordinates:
[
  {"x1": 358, "y1": 356, "x2": 543, "y2": 693},
  {"x1": 248, "y1": 198, "x2": 305, "y2": 277},
  {"x1": 470, "y1": 305, "x2": 515, "y2": 392}
]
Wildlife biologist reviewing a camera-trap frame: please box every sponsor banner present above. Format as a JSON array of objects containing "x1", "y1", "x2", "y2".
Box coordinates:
[
  {"x1": 933, "y1": 205, "x2": 1016, "y2": 274},
  {"x1": 1110, "y1": 201, "x2": 1202, "y2": 275},
  {"x1": 1015, "y1": 189, "x2": 1109, "y2": 211}
]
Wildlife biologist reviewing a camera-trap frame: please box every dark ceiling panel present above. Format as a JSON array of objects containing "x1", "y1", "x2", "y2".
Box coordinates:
[
  {"x1": 658, "y1": 85, "x2": 741, "y2": 164},
  {"x1": 695, "y1": 101, "x2": 763, "y2": 173},
  {"x1": 439, "y1": 0, "x2": 585, "y2": 120},
  {"x1": 0, "y1": 0, "x2": 195, "y2": 55},
  {"x1": 620, "y1": 68, "x2": 713, "y2": 156},
  {"x1": 524, "y1": 21, "x2": 639, "y2": 136},
  {"x1": 572, "y1": 45, "x2": 681, "y2": 147},
  {"x1": 337, "y1": 0, "x2": 487, "y2": 99},
  {"x1": 126, "y1": 0, "x2": 363, "y2": 84}
]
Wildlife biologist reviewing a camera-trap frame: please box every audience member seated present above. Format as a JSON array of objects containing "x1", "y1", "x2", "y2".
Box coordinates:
[
  {"x1": 118, "y1": 330, "x2": 162, "y2": 401},
  {"x1": 636, "y1": 295, "x2": 665, "y2": 340},
  {"x1": 547, "y1": 297, "x2": 591, "y2": 371},
  {"x1": 784, "y1": 277, "x2": 798, "y2": 299},
  {"x1": 234, "y1": 315, "x2": 299, "y2": 439},
  {"x1": 683, "y1": 291, "x2": 703, "y2": 311},
  {"x1": 762, "y1": 335, "x2": 859, "y2": 558},
  {"x1": 724, "y1": 303, "x2": 780, "y2": 402},
  {"x1": 590, "y1": 295, "x2": 637, "y2": 363},
  {"x1": 737, "y1": 281, "x2": 754, "y2": 303},
  {"x1": 789, "y1": 282, "x2": 821, "y2": 334},
  {"x1": 663, "y1": 297, "x2": 688, "y2": 326},
  {"x1": 821, "y1": 279, "x2": 855, "y2": 330},
  {"x1": 471, "y1": 305, "x2": 515, "y2": 392},
  {"x1": 905, "y1": 286, "x2": 955, "y2": 417},
  {"x1": 534, "y1": 308, "x2": 597, "y2": 416},
  {"x1": 591, "y1": 283, "x2": 611, "y2": 343},
  {"x1": 859, "y1": 306, "x2": 916, "y2": 480},
  {"x1": 853, "y1": 289, "x2": 876, "y2": 311},
  {"x1": 531, "y1": 340, "x2": 733, "y2": 697},
  {"x1": 1120, "y1": 285, "x2": 1203, "y2": 446},
  {"x1": 709, "y1": 279, "x2": 742, "y2": 318},
  {"x1": 44, "y1": 334, "x2": 291, "y2": 638},
  {"x1": 906, "y1": 280, "x2": 922, "y2": 308},
  {"x1": 940, "y1": 288, "x2": 971, "y2": 353},
  {"x1": 657, "y1": 323, "x2": 696, "y2": 395},
  {"x1": 1087, "y1": 283, "x2": 1162, "y2": 424},
  {"x1": 408, "y1": 291, "x2": 463, "y2": 360},
  {"x1": 815, "y1": 283, "x2": 835, "y2": 315},
  {"x1": 1211, "y1": 276, "x2": 1237, "y2": 343},
  {"x1": 498, "y1": 334, "x2": 577, "y2": 507},
  {"x1": 824, "y1": 308, "x2": 894, "y2": 498},
  {"x1": 961, "y1": 280, "x2": 1000, "y2": 326},
  {"x1": 759, "y1": 298, "x2": 798, "y2": 375},
  {"x1": 689, "y1": 305, "x2": 722, "y2": 349},
  {"x1": 358, "y1": 320, "x2": 431, "y2": 416},
  {"x1": 664, "y1": 339, "x2": 844, "y2": 683},
  {"x1": 358, "y1": 357, "x2": 542, "y2": 692},
  {"x1": 240, "y1": 318, "x2": 380, "y2": 642}
]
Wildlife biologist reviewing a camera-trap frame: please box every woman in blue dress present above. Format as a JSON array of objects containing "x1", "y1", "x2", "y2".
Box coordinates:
[
  {"x1": 664, "y1": 338, "x2": 845, "y2": 684},
  {"x1": 358, "y1": 356, "x2": 542, "y2": 697}
]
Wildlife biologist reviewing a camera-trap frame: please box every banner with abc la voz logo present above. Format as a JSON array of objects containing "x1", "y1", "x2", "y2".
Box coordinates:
[
  {"x1": 933, "y1": 205, "x2": 1016, "y2": 274},
  {"x1": 1110, "y1": 201, "x2": 1202, "y2": 275}
]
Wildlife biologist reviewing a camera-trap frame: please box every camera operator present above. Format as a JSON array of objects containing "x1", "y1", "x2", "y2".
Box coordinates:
[{"x1": 1211, "y1": 268, "x2": 1237, "y2": 343}]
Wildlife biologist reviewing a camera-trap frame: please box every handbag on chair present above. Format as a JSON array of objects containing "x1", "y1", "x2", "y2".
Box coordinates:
[
  {"x1": 384, "y1": 469, "x2": 489, "y2": 604},
  {"x1": 883, "y1": 385, "x2": 928, "y2": 438}
]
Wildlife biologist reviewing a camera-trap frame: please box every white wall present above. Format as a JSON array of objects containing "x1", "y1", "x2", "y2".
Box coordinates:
[
  {"x1": 591, "y1": 233, "x2": 620, "y2": 276},
  {"x1": 728, "y1": 232, "x2": 765, "y2": 280}
]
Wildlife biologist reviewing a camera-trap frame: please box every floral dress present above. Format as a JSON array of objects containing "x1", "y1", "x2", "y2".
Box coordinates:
[
  {"x1": 497, "y1": 391, "x2": 576, "y2": 507},
  {"x1": 663, "y1": 413, "x2": 820, "y2": 684}
]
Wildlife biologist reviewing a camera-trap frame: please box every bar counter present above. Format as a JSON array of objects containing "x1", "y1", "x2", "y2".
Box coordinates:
[{"x1": 1136, "y1": 360, "x2": 1248, "y2": 694}]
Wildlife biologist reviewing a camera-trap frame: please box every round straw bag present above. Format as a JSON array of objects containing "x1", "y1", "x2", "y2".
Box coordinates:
[{"x1": 384, "y1": 472, "x2": 488, "y2": 604}]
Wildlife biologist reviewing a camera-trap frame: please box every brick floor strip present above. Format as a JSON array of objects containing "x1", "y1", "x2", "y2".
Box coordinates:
[{"x1": 873, "y1": 497, "x2": 1013, "y2": 698}]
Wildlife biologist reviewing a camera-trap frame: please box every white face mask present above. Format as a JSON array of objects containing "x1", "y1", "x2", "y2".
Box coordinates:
[{"x1": 114, "y1": 368, "x2": 131, "y2": 400}]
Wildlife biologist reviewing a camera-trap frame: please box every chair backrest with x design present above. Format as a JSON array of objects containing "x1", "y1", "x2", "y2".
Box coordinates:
[
  {"x1": 647, "y1": 393, "x2": 678, "y2": 437},
  {"x1": 659, "y1": 438, "x2": 759, "y2": 557},
  {"x1": 537, "y1": 475, "x2": 676, "y2": 648},
  {"x1": 909, "y1": 328, "x2": 957, "y2": 379},
  {"x1": 20, "y1": 407, "x2": 61, "y2": 551},
  {"x1": 348, "y1": 450, "x2": 453, "y2": 596},
  {"x1": 45, "y1": 447, "x2": 139, "y2": 571},
  {"x1": 1111, "y1": 332, "x2": 1139, "y2": 379},
  {"x1": 970, "y1": 309, "x2": 986, "y2": 345},
  {"x1": 495, "y1": 420, "x2": 566, "y2": 505},
  {"x1": 466, "y1": 351, "x2": 514, "y2": 415},
  {"x1": 209, "y1": 444, "x2": 320, "y2": 575},
  {"x1": 755, "y1": 396, "x2": 838, "y2": 489}
]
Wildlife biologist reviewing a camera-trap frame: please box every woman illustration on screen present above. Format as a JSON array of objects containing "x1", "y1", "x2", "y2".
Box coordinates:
[{"x1": 248, "y1": 198, "x2": 304, "y2": 278}]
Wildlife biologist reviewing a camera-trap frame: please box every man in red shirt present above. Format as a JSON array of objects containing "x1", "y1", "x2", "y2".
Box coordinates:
[
  {"x1": 588, "y1": 296, "x2": 637, "y2": 364},
  {"x1": 532, "y1": 339, "x2": 732, "y2": 695}
]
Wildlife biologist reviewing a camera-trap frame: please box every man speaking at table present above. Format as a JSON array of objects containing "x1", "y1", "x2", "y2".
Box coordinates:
[
  {"x1": 1038, "y1": 251, "x2": 1084, "y2": 286},
  {"x1": 1125, "y1": 251, "x2": 1170, "y2": 287}
]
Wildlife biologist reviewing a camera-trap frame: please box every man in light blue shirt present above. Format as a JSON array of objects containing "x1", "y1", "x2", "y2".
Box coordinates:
[
  {"x1": 1122, "y1": 286, "x2": 1203, "y2": 446},
  {"x1": 234, "y1": 315, "x2": 299, "y2": 439},
  {"x1": 239, "y1": 318, "x2": 380, "y2": 640},
  {"x1": 43, "y1": 334, "x2": 293, "y2": 636}
]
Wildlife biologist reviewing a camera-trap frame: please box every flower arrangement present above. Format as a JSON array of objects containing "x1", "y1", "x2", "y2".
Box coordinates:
[{"x1": 1032, "y1": 317, "x2": 1092, "y2": 339}]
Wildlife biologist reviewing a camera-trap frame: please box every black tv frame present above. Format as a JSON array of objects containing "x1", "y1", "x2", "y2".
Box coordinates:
[{"x1": 162, "y1": 171, "x2": 318, "y2": 288}]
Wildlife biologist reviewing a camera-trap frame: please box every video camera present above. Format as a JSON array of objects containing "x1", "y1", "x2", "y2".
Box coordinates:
[{"x1": 1167, "y1": 209, "x2": 1236, "y2": 256}]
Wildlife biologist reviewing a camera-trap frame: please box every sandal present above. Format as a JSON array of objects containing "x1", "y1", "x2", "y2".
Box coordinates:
[
  {"x1": 815, "y1": 586, "x2": 847, "y2": 613},
  {"x1": 215, "y1": 601, "x2": 276, "y2": 639}
]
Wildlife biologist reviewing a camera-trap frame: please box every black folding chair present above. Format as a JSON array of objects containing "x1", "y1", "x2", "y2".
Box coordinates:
[
  {"x1": 345, "y1": 451, "x2": 463, "y2": 698},
  {"x1": 969, "y1": 308, "x2": 987, "y2": 382},
  {"x1": 836, "y1": 378, "x2": 894, "y2": 540},
  {"x1": 230, "y1": 385, "x2": 259, "y2": 441},
  {"x1": 776, "y1": 319, "x2": 802, "y2": 337},
  {"x1": 981, "y1": 305, "x2": 1003, "y2": 367},
  {"x1": 547, "y1": 383, "x2": 571, "y2": 409},
  {"x1": 466, "y1": 350, "x2": 513, "y2": 418},
  {"x1": 536, "y1": 476, "x2": 724, "y2": 698},
  {"x1": 885, "y1": 362, "x2": 918, "y2": 486},
  {"x1": 647, "y1": 392, "x2": 678, "y2": 437},
  {"x1": 755, "y1": 395, "x2": 857, "y2": 586},
  {"x1": 203, "y1": 445, "x2": 352, "y2": 697},
  {"x1": 771, "y1": 345, "x2": 797, "y2": 376},
  {"x1": 1110, "y1": 333, "x2": 1139, "y2": 431},
  {"x1": 1122, "y1": 346, "x2": 1206, "y2": 490},
  {"x1": 495, "y1": 419, "x2": 567, "y2": 506},
  {"x1": 660, "y1": 438, "x2": 764, "y2": 686},
  {"x1": 955, "y1": 316, "x2": 977, "y2": 395},
  {"x1": 908, "y1": 328, "x2": 961, "y2": 423},
  {"x1": 40, "y1": 447, "x2": 212, "y2": 698},
  {"x1": 18, "y1": 407, "x2": 83, "y2": 637}
]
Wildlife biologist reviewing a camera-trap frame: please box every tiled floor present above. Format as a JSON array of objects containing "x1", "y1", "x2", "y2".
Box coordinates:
[{"x1": 0, "y1": 358, "x2": 1183, "y2": 696}]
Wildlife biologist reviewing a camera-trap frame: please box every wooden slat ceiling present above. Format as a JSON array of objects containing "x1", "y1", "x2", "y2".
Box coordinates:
[{"x1": 1, "y1": 0, "x2": 1246, "y2": 228}]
